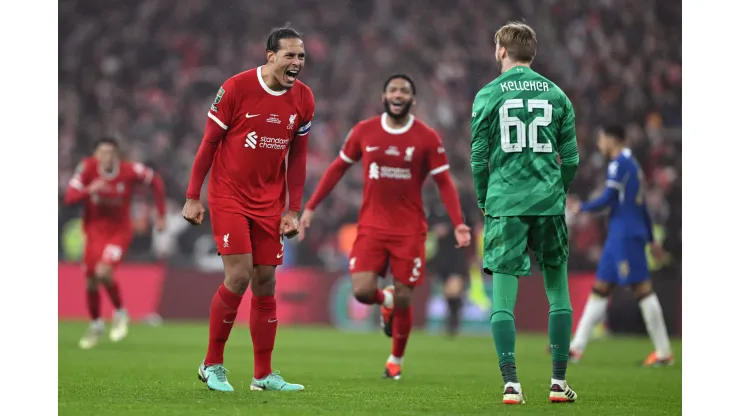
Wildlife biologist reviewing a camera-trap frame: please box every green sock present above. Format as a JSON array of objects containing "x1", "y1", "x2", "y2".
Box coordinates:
[
  {"x1": 490, "y1": 272, "x2": 519, "y2": 383},
  {"x1": 542, "y1": 263, "x2": 573, "y2": 380}
]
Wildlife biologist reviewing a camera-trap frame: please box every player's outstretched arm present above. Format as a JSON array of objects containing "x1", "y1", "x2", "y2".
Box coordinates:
[
  {"x1": 64, "y1": 161, "x2": 102, "y2": 205},
  {"x1": 431, "y1": 170, "x2": 471, "y2": 248},
  {"x1": 298, "y1": 156, "x2": 352, "y2": 241},
  {"x1": 148, "y1": 171, "x2": 167, "y2": 231},
  {"x1": 558, "y1": 98, "x2": 579, "y2": 193},
  {"x1": 185, "y1": 120, "x2": 227, "y2": 201},
  {"x1": 304, "y1": 156, "x2": 352, "y2": 211},
  {"x1": 577, "y1": 187, "x2": 617, "y2": 213},
  {"x1": 641, "y1": 203, "x2": 655, "y2": 243},
  {"x1": 470, "y1": 89, "x2": 492, "y2": 212}
]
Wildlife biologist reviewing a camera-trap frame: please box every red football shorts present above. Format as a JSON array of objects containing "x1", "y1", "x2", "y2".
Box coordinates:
[
  {"x1": 83, "y1": 231, "x2": 133, "y2": 274},
  {"x1": 210, "y1": 207, "x2": 284, "y2": 266},
  {"x1": 349, "y1": 231, "x2": 427, "y2": 286}
]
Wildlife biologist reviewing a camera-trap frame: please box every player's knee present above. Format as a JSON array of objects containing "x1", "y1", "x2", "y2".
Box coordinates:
[
  {"x1": 393, "y1": 284, "x2": 413, "y2": 309},
  {"x1": 444, "y1": 275, "x2": 464, "y2": 298},
  {"x1": 351, "y1": 272, "x2": 378, "y2": 304},
  {"x1": 85, "y1": 275, "x2": 98, "y2": 291},
  {"x1": 251, "y1": 266, "x2": 276, "y2": 296},
  {"x1": 224, "y1": 268, "x2": 252, "y2": 295},
  {"x1": 490, "y1": 308, "x2": 514, "y2": 322},
  {"x1": 94, "y1": 263, "x2": 113, "y2": 281},
  {"x1": 592, "y1": 281, "x2": 614, "y2": 298}
]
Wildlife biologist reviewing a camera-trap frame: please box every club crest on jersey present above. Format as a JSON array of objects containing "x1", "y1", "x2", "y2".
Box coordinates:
[
  {"x1": 223, "y1": 233, "x2": 230, "y2": 248},
  {"x1": 385, "y1": 146, "x2": 400, "y2": 156},
  {"x1": 287, "y1": 114, "x2": 297, "y2": 130},
  {"x1": 404, "y1": 147, "x2": 415, "y2": 162}
]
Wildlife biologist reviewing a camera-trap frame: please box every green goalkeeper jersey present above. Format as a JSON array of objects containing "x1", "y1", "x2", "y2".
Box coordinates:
[{"x1": 470, "y1": 65, "x2": 579, "y2": 217}]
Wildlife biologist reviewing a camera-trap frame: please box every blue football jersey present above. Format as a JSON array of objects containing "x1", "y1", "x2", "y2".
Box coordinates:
[{"x1": 581, "y1": 148, "x2": 653, "y2": 241}]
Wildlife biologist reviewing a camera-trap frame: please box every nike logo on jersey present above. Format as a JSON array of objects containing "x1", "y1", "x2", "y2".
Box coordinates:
[
  {"x1": 365, "y1": 146, "x2": 380, "y2": 152},
  {"x1": 245, "y1": 113, "x2": 260, "y2": 118},
  {"x1": 223, "y1": 319, "x2": 234, "y2": 324},
  {"x1": 276, "y1": 252, "x2": 283, "y2": 259},
  {"x1": 268, "y1": 318, "x2": 278, "y2": 323}
]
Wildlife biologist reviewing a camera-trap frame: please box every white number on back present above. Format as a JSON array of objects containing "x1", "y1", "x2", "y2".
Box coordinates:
[{"x1": 499, "y1": 98, "x2": 553, "y2": 153}]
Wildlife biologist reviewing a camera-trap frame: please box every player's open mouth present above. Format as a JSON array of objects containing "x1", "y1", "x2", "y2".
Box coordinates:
[
  {"x1": 285, "y1": 69, "x2": 299, "y2": 82},
  {"x1": 390, "y1": 101, "x2": 405, "y2": 112}
]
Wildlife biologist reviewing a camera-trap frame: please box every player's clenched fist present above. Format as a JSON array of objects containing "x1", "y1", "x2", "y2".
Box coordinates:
[
  {"x1": 454, "y1": 224, "x2": 472, "y2": 248},
  {"x1": 281, "y1": 211, "x2": 300, "y2": 239},
  {"x1": 182, "y1": 198, "x2": 206, "y2": 225}
]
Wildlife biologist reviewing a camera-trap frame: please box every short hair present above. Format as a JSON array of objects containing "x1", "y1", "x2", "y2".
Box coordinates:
[
  {"x1": 495, "y1": 21, "x2": 538, "y2": 63},
  {"x1": 383, "y1": 73, "x2": 416, "y2": 95},
  {"x1": 266, "y1": 27, "x2": 303, "y2": 53},
  {"x1": 601, "y1": 124, "x2": 626, "y2": 142},
  {"x1": 94, "y1": 137, "x2": 119, "y2": 150}
]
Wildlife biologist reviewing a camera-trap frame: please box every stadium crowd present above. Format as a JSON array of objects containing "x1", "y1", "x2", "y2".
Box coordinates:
[{"x1": 58, "y1": 0, "x2": 681, "y2": 272}]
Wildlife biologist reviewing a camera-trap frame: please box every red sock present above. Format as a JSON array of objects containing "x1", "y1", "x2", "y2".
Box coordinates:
[
  {"x1": 103, "y1": 280, "x2": 123, "y2": 309},
  {"x1": 372, "y1": 288, "x2": 386, "y2": 305},
  {"x1": 392, "y1": 306, "x2": 412, "y2": 358},
  {"x1": 205, "y1": 284, "x2": 243, "y2": 365},
  {"x1": 87, "y1": 289, "x2": 100, "y2": 320},
  {"x1": 250, "y1": 295, "x2": 277, "y2": 379}
]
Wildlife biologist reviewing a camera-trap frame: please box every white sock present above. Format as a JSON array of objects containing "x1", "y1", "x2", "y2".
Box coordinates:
[
  {"x1": 504, "y1": 382, "x2": 522, "y2": 393},
  {"x1": 638, "y1": 293, "x2": 672, "y2": 359},
  {"x1": 570, "y1": 295, "x2": 609, "y2": 353},
  {"x1": 382, "y1": 289, "x2": 394, "y2": 309},
  {"x1": 91, "y1": 318, "x2": 105, "y2": 329},
  {"x1": 387, "y1": 354, "x2": 403, "y2": 365},
  {"x1": 551, "y1": 378, "x2": 565, "y2": 388}
]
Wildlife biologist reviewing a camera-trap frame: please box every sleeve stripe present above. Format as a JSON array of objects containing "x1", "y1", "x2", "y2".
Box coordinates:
[
  {"x1": 339, "y1": 150, "x2": 356, "y2": 164},
  {"x1": 605, "y1": 180, "x2": 623, "y2": 190},
  {"x1": 430, "y1": 164, "x2": 450, "y2": 176},
  {"x1": 208, "y1": 112, "x2": 228, "y2": 130},
  {"x1": 297, "y1": 131, "x2": 310, "y2": 136},
  {"x1": 69, "y1": 178, "x2": 84, "y2": 190}
]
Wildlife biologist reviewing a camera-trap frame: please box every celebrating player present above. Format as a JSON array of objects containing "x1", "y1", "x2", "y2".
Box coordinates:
[
  {"x1": 299, "y1": 74, "x2": 471, "y2": 380},
  {"x1": 64, "y1": 138, "x2": 166, "y2": 349},
  {"x1": 568, "y1": 125, "x2": 674, "y2": 367},
  {"x1": 182, "y1": 28, "x2": 314, "y2": 392},
  {"x1": 470, "y1": 22, "x2": 580, "y2": 404}
]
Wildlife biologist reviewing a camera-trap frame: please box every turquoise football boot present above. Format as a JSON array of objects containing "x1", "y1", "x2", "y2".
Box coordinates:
[
  {"x1": 198, "y1": 362, "x2": 234, "y2": 392},
  {"x1": 250, "y1": 371, "x2": 304, "y2": 391}
]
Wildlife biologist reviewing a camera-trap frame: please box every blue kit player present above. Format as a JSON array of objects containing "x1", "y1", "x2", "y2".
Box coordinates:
[{"x1": 568, "y1": 125, "x2": 673, "y2": 367}]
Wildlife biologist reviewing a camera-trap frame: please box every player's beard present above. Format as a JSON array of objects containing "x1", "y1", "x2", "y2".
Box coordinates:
[{"x1": 383, "y1": 98, "x2": 412, "y2": 121}]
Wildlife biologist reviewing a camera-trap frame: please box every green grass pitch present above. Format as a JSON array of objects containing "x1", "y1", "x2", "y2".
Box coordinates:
[{"x1": 58, "y1": 321, "x2": 681, "y2": 415}]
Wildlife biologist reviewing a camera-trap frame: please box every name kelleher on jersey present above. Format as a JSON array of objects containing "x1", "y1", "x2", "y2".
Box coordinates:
[{"x1": 499, "y1": 80, "x2": 551, "y2": 92}]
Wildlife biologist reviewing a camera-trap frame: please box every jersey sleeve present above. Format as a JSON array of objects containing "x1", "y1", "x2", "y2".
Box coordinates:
[
  {"x1": 426, "y1": 131, "x2": 450, "y2": 176},
  {"x1": 69, "y1": 160, "x2": 92, "y2": 190},
  {"x1": 339, "y1": 126, "x2": 362, "y2": 164},
  {"x1": 470, "y1": 88, "x2": 493, "y2": 210},
  {"x1": 557, "y1": 96, "x2": 578, "y2": 165},
  {"x1": 605, "y1": 158, "x2": 627, "y2": 190},
  {"x1": 131, "y1": 162, "x2": 155, "y2": 185},
  {"x1": 296, "y1": 87, "x2": 315, "y2": 137},
  {"x1": 207, "y1": 79, "x2": 237, "y2": 130}
]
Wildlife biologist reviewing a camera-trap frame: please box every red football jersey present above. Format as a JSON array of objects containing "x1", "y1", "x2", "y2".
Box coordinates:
[
  {"x1": 67, "y1": 158, "x2": 161, "y2": 236},
  {"x1": 205, "y1": 66, "x2": 314, "y2": 217},
  {"x1": 339, "y1": 113, "x2": 451, "y2": 235}
]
